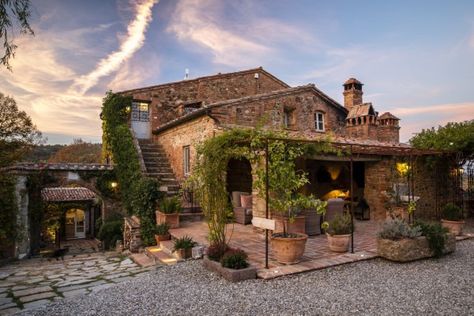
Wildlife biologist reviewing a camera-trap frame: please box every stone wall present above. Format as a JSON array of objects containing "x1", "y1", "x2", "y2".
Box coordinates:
[
  {"x1": 377, "y1": 125, "x2": 400, "y2": 143},
  {"x1": 209, "y1": 88, "x2": 347, "y2": 135},
  {"x1": 154, "y1": 116, "x2": 217, "y2": 182},
  {"x1": 124, "y1": 69, "x2": 287, "y2": 130},
  {"x1": 364, "y1": 158, "x2": 394, "y2": 220}
]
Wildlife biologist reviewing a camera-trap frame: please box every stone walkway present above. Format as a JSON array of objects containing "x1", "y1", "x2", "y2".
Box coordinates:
[{"x1": 0, "y1": 252, "x2": 157, "y2": 315}]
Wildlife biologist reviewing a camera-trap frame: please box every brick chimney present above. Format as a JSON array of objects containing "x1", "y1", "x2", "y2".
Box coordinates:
[{"x1": 343, "y1": 78, "x2": 363, "y2": 111}]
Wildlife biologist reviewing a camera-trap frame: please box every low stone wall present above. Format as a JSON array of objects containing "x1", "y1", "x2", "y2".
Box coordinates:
[
  {"x1": 377, "y1": 235, "x2": 456, "y2": 262},
  {"x1": 202, "y1": 256, "x2": 257, "y2": 282}
]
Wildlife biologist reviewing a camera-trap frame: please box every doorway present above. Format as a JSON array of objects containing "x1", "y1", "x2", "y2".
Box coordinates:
[
  {"x1": 131, "y1": 101, "x2": 151, "y2": 139},
  {"x1": 65, "y1": 209, "x2": 86, "y2": 239}
]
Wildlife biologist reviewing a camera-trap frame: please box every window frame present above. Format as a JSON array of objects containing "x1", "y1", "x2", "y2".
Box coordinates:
[
  {"x1": 314, "y1": 111, "x2": 325, "y2": 132},
  {"x1": 183, "y1": 145, "x2": 191, "y2": 176},
  {"x1": 131, "y1": 101, "x2": 150, "y2": 122}
]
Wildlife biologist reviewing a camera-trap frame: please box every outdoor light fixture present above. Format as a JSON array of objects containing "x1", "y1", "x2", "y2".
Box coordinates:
[
  {"x1": 110, "y1": 181, "x2": 118, "y2": 188},
  {"x1": 396, "y1": 162, "x2": 409, "y2": 176}
]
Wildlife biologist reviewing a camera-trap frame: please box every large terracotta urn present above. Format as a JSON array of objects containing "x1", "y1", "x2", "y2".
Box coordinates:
[
  {"x1": 271, "y1": 233, "x2": 308, "y2": 264},
  {"x1": 441, "y1": 219, "x2": 465, "y2": 236},
  {"x1": 326, "y1": 233, "x2": 351, "y2": 252}
]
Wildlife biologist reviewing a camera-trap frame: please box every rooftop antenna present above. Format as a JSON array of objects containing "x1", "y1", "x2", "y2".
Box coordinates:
[{"x1": 184, "y1": 68, "x2": 189, "y2": 80}]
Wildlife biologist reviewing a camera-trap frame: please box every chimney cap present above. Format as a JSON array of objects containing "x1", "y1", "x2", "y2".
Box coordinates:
[{"x1": 343, "y1": 78, "x2": 363, "y2": 86}]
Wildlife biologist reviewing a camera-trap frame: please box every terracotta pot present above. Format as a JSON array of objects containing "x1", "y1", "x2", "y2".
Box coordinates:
[
  {"x1": 240, "y1": 194, "x2": 253, "y2": 209},
  {"x1": 154, "y1": 234, "x2": 170, "y2": 244},
  {"x1": 273, "y1": 215, "x2": 306, "y2": 234},
  {"x1": 441, "y1": 219, "x2": 465, "y2": 236},
  {"x1": 271, "y1": 233, "x2": 308, "y2": 264},
  {"x1": 174, "y1": 248, "x2": 192, "y2": 261},
  {"x1": 156, "y1": 210, "x2": 180, "y2": 229},
  {"x1": 326, "y1": 233, "x2": 351, "y2": 252}
]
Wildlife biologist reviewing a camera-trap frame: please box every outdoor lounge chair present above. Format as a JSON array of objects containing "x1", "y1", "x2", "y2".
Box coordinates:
[{"x1": 324, "y1": 198, "x2": 345, "y2": 223}]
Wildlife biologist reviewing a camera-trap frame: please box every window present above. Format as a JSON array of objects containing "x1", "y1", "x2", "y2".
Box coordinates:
[
  {"x1": 283, "y1": 108, "x2": 294, "y2": 129},
  {"x1": 131, "y1": 102, "x2": 149, "y2": 122},
  {"x1": 183, "y1": 146, "x2": 191, "y2": 176},
  {"x1": 314, "y1": 112, "x2": 325, "y2": 131}
]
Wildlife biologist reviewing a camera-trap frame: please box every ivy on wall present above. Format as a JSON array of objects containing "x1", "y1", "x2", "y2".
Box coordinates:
[
  {"x1": 101, "y1": 91, "x2": 161, "y2": 246},
  {"x1": 0, "y1": 174, "x2": 19, "y2": 258}
]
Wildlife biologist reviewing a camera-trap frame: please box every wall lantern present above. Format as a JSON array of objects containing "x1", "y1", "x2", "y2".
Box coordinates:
[
  {"x1": 110, "y1": 181, "x2": 118, "y2": 189},
  {"x1": 396, "y1": 162, "x2": 409, "y2": 177}
]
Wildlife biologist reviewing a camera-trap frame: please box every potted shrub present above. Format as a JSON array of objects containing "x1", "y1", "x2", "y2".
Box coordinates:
[
  {"x1": 440, "y1": 203, "x2": 465, "y2": 236},
  {"x1": 156, "y1": 196, "x2": 181, "y2": 229},
  {"x1": 173, "y1": 235, "x2": 197, "y2": 260},
  {"x1": 325, "y1": 213, "x2": 353, "y2": 252},
  {"x1": 154, "y1": 223, "x2": 170, "y2": 244}
]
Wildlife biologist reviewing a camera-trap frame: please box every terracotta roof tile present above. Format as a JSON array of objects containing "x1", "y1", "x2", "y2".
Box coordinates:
[
  {"x1": 378, "y1": 112, "x2": 400, "y2": 120},
  {"x1": 41, "y1": 187, "x2": 97, "y2": 202},
  {"x1": 346, "y1": 103, "x2": 375, "y2": 119}
]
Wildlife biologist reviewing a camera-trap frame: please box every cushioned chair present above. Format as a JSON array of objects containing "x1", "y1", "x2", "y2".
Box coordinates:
[{"x1": 325, "y1": 198, "x2": 345, "y2": 223}]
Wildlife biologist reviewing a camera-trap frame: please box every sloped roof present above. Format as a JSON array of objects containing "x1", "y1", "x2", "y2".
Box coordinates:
[
  {"x1": 379, "y1": 112, "x2": 400, "y2": 120},
  {"x1": 153, "y1": 84, "x2": 347, "y2": 135},
  {"x1": 41, "y1": 187, "x2": 97, "y2": 202},
  {"x1": 118, "y1": 67, "x2": 290, "y2": 95},
  {"x1": 346, "y1": 103, "x2": 376, "y2": 119}
]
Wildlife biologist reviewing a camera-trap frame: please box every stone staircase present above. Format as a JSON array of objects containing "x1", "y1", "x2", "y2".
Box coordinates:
[{"x1": 138, "y1": 139, "x2": 180, "y2": 196}]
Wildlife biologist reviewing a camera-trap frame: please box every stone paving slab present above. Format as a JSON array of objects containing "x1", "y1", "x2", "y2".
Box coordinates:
[
  {"x1": 19, "y1": 291, "x2": 57, "y2": 303},
  {"x1": 0, "y1": 251, "x2": 154, "y2": 312},
  {"x1": 13, "y1": 285, "x2": 52, "y2": 297},
  {"x1": 0, "y1": 307, "x2": 21, "y2": 315}
]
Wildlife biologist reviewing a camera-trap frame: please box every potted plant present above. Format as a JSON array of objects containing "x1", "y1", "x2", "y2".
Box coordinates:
[
  {"x1": 173, "y1": 235, "x2": 197, "y2": 260},
  {"x1": 253, "y1": 139, "x2": 327, "y2": 265},
  {"x1": 324, "y1": 213, "x2": 353, "y2": 252},
  {"x1": 203, "y1": 247, "x2": 257, "y2": 282},
  {"x1": 156, "y1": 196, "x2": 181, "y2": 229},
  {"x1": 154, "y1": 223, "x2": 170, "y2": 244},
  {"x1": 440, "y1": 203, "x2": 465, "y2": 236},
  {"x1": 377, "y1": 219, "x2": 455, "y2": 262}
]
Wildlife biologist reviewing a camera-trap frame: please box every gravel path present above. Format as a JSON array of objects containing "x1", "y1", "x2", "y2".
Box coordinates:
[{"x1": 16, "y1": 239, "x2": 474, "y2": 316}]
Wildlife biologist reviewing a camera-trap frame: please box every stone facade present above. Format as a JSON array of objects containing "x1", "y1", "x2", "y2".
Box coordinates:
[
  {"x1": 154, "y1": 116, "x2": 217, "y2": 182},
  {"x1": 122, "y1": 68, "x2": 288, "y2": 130},
  {"x1": 364, "y1": 158, "x2": 394, "y2": 220}
]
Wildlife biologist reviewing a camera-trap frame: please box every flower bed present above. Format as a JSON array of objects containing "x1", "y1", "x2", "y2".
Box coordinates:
[
  {"x1": 202, "y1": 256, "x2": 257, "y2": 282},
  {"x1": 377, "y1": 235, "x2": 456, "y2": 262}
]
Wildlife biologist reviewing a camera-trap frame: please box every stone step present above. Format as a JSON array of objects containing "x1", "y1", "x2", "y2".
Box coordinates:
[
  {"x1": 159, "y1": 240, "x2": 175, "y2": 256},
  {"x1": 144, "y1": 246, "x2": 177, "y2": 265},
  {"x1": 130, "y1": 252, "x2": 157, "y2": 267}
]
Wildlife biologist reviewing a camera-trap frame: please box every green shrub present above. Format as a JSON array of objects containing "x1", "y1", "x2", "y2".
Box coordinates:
[
  {"x1": 173, "y1": 235, "x2": 197, "y2": 251},
  {"x1": 159, "y1": 196, "x2": 181, "y2": 214},
  {"x1": 155, "y1": 223, "x2": 170, "y2": 235},
  {"x1": 220, "y1": 248, "x2": 249, "y2": 269},
  {"x1": 327, "y1": 213, "x2": 353, "y2": 235},
  {"x1": 98, "y1": 220, "x2": 123, "y2": 250},
  {"x1": 378, "y1": 219, "x2": 422, "y2": 240},
  {"x1": 441, "y1": 203, "x2": 463, "y2": 221},
  {"x1": 416, "y1": 221, "x2": 449, "y2": 258}
]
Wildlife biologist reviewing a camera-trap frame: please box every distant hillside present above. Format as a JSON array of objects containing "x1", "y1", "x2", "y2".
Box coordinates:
[
  {"x1": 22, "y1": 140, "x2": 102, "y2": 163},
  {"x1": 48, "y1": 140, "x2": 102, "y2": 163},
  {"x1": 22, "y1": 144, "x2": 65, "y2": 162}
]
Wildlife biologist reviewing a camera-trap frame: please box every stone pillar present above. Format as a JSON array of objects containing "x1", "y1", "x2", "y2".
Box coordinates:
[
  {"x1": 15, "y1": 175, "x2": 30, "y2": 259},
  {"x1": 364, "y1": 158, "x2": 393, "y2": 220},
  {"x1": 251, "y1": 158, "x2": 266, "y2": 220}
]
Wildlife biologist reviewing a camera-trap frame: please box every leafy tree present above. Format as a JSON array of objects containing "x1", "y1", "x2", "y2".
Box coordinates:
[
  {"x1": 410, "y1": 120, "x2": 474, "y2": 163},
  {"x1": 48, "y1": 139, "x2": 101, "y2": 163},
  {"x1": 0, "y1": 92, "x2": 42, "y2": 167},
  {"x1": 0, "y1": 0, "x2": 34, "y2": 70}
]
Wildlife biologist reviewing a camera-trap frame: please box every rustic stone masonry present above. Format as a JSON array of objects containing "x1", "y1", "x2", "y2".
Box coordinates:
[
  {"x1": 364, "y1": 158, "x2": 394, "y2": 220},
  {"x1": 121, "y1": 68, "x2": 288, "y2": 130}
]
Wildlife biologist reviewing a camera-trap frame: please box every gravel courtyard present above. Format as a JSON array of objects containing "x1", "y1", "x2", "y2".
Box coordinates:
[{"x1": 17, "y1": 239, "x2": 474, "y2": 316}]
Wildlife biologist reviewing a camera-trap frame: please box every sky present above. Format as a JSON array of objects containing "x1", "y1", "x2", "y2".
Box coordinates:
[{"x1": 0, "y1": 0, "x2": 473, "y2": 144}]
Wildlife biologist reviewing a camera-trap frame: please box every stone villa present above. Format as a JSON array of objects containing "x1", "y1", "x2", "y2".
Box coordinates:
[{"x1": 118, "y1": 67, "x2": 445, "y2": 223}]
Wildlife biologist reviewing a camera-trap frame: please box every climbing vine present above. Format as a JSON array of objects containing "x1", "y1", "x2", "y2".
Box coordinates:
[
  {"x1": 186, "y1": 126, "x2": 334, "y2": 247},
  {"x1": 101, "y1": 91, "x2": 161, "y2": 246}
]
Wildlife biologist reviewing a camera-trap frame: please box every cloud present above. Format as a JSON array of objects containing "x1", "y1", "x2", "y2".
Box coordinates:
[
  {"x1": 0, "y1": 0, "x2": 159, "y2": 143},
  {"x1": 71, "y1": 0, "x2": 158, "y2": 94},
  {"x1": 394, "y1": 102, "x2": 474, "y2": 142},
  {"x1": 167, "y1": 0, "x2": 316, "y2": 68}
]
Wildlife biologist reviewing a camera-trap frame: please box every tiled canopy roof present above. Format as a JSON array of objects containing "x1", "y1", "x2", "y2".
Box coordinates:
[
  {"x1": 346, "y1": 103, "x2": 376, "y2": 119},
  {"x1": 4, "y1": 163, "x2": 113, "y2": 172},
  {"x1": 344, "y1": 78, "x2": 363, "y2": 85},
  {"x1": 41, "y1": 187, "x2": 97, "y2": 202}
]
